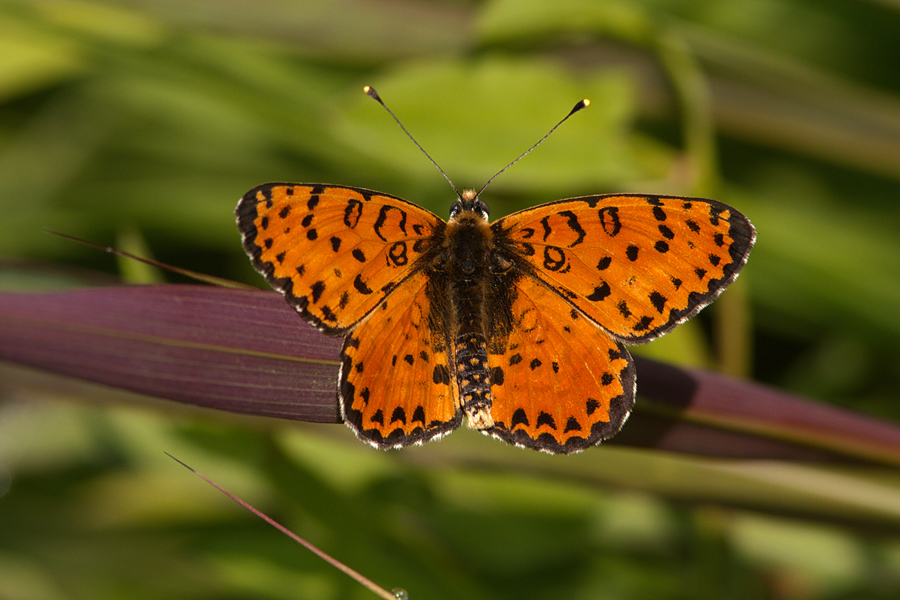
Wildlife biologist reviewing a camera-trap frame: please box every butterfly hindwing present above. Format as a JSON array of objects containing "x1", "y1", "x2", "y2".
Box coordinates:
[
  {"x1": 493, "y1": 195, "x2": 756, "y2": 343},
  {"x1": 237, "y1": 183, "x2": 445, "y2": 334},
  {"x1": 485, "y1": 273, "x2": 635, "y2": 453},
  {"x1": 339, "y1": 270, "x2": 462, "y2": 448}
]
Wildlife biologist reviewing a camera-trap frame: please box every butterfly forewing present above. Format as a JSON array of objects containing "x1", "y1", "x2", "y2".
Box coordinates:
[
  {"x1": 494, "y1": 195, "x2": 756, "y2": 343},
  {"x1": 237, "y1": 184, "x2": 445, "y2": 333},
  {"x1": 485, "y1": 274, "x2": 636, "y2": 453}
]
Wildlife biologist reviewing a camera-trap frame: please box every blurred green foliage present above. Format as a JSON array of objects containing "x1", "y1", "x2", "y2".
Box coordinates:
[{"x1": 2, "y1": 0, "x2": 900, "y2": 599}]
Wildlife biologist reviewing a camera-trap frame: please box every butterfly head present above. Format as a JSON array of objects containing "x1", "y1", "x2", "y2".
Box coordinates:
[{"x1": 449, "y1": 189, "x2": 490, "y2": 221}]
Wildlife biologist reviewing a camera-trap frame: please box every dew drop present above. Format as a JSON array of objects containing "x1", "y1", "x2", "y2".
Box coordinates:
[{"x1": 391, "y1": 588, "x2": 409, "y2": 600}]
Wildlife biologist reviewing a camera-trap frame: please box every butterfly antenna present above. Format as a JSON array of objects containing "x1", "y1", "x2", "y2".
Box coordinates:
[
  {"x1": 364, "y1": 85, "x2": 461, "y2": 198},
  {"x1": 477, "y1": 99, "x2": 590, "y2": 197}
]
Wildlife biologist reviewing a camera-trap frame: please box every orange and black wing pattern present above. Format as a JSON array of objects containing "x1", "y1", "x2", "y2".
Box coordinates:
[
  {"x1": 237, "y1": 184, "x2": 445, "y2": 334},
  {"x1": 238, "y1": 182, "x2": 755, "y2": 454},
  {"x1": 484, "y1": 272, "x2": 636, "y2": 453},
  {"x1": 481, "y1": 194, "x2": 755, "y2": 452},
  {"x1": 493, "y1": 194, "x2": 756, "y2": 343},
  {"x1": 238, "y1": 183, "x2": 463, "y2": 448},
  {"x1": 339, "y1": 269, "x2": 462, "y2": 448}
]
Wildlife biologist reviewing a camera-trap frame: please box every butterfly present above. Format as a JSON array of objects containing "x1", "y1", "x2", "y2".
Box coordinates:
[{"x1": 236, "y1": 92, "x2": 755, "y2": 454}]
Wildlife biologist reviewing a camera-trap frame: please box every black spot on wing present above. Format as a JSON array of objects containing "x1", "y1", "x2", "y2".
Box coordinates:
[
  {"x1": 511, "y1": 408, "x2": 529, "y2": 427},
  {"x1": 353, "y1": 274, "x2": 373, "y2": 295},
  {"x1": 390, "y1": 407, "x2": 407, "y2": 424},
  {"x1": 599, "y1": 206, "x2": 621, "y2": 236},
  {"x1": 587, "y1": 282, "x2": 611, "y2": 302},
  {"x1": 433, "y1": 364, "x2": 450, "y2": 385},
  {"x1": 540, "y1": 215, "x2": 552, "y2": 241},
  {"x1": 559, "y1": 210, "x2": 586, "y2": 246},
  {"x1": 626, "y1": 245, "x2": 639, "y2": 261},
  {"x1": 633, "y1": 315, "x2": 654, "y2": 331},
  {"x1": 344, "y1": 199, "x2": 362, "y2": 227},
  {"x1": 536, "y1": 412, "x2": 557, "y2": 430},
  {"x1": 374, "y1": 205, "x2": 407, "y2": 241},
  {"x1": 564, "y1": 417, "x2": 582, "y2": 432},
  {"x1": 320, "y1": 305, "x2": 337, "y2": 322},
  {"x1": 310, "y1": 281, "x2": 325, "y2": 303}
]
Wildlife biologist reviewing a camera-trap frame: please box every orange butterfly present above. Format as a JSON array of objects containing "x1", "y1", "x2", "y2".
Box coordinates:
[{"x1": 236, "y1": 91, "x2": 755, "y2": 454}]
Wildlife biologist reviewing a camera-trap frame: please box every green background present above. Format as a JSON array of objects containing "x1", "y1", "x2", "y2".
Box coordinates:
[{"x1": 2, "y1": 1, "x2": 900, "y2": 599}]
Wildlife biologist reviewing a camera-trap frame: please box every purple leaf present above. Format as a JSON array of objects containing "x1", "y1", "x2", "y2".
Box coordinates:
[
  {"x1": 0, "y1": 285, "x2": 341, "y2": 422},
  {"x1": 2, "y1": 284, "x2": 899, "y2": 463}
]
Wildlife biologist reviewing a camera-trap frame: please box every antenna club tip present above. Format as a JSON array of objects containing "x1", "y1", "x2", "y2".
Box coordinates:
[
  {"x1": 363, "y1": 85, "x2": 382, "y2": 103},
  {"x1": 582, "y1": 98, "x2": 590, "y2": 107}
]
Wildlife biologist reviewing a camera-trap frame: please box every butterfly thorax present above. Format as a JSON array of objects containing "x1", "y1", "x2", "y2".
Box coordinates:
[{"x1": 437, "y1": 194, "x2": 497, "y2": 430}]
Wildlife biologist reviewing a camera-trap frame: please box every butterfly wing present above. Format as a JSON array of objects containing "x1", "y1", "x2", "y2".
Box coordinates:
[
  {"x1": 237, "y1": 184, "x2": 445, "y2": 334},
  {"x1": 485, "y1": 273, "x2": 636, "y2": 453},
  {"x1": 340, "y1": 270, "x2": 462, "y2": 448},
  {"x1": 492, "y1": 195, "x2": 755, "y2": 343}
]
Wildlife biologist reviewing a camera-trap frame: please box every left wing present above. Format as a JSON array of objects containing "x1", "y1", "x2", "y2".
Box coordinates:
[{"x1": 340, "y1": 270, "x2": 462, "y2": 448}]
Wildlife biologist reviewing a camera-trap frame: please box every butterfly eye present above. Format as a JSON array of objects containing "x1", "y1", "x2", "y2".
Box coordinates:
[
  {"x1": 448, "y1": 200, "x2": 489, "y2": 220},
  {"x1": 450, "y1": 191, "x2": 490, "y2": 220}
]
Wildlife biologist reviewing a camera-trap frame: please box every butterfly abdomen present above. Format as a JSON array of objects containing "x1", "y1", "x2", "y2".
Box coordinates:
[{"x1": 452, "y1": 281, "x2": 494, "y2": 429}]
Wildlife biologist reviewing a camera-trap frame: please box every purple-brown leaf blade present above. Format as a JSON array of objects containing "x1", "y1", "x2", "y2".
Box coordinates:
[
  {"x1": 2, "y1": 284, "x2": 900, "y2": 464},
  {"x1": 628, "y1": 358, "x2": 900, "y2": 465},
  {"x1": 0, "y1": 285, "x2": 341, "y2": 422}
]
